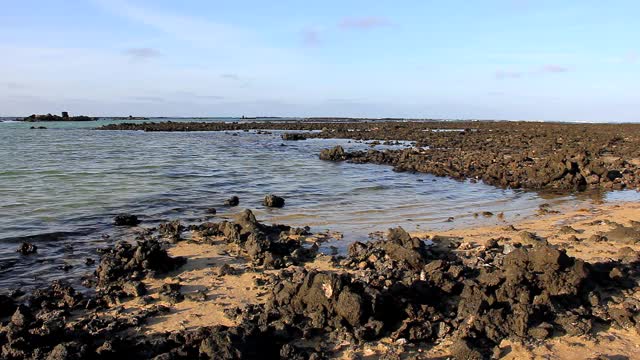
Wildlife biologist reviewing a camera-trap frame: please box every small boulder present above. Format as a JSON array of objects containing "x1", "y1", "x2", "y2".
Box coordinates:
[
  {"x1": 264, "y1": 194, "x2": 285, "y2": 208},
  {"x1": 16, "y1": 242, "x2": 37, "y2": 255},
  {"x1": 113, "y1": 214, "x2": 140, "y2": 226},
  {"x1": 224, "y1": 196, "x2": 240, "y2": 207},
  {"x1": 319, "y1": 146, "x2": 347, "y2": 161},
  {"x1": 281, "y1": 133, "x2": 307, "y2": 141}
]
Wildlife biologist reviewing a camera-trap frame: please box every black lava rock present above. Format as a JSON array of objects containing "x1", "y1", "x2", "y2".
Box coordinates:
[
  {"x1": 113, "y1": 214, "x2": 140, "y2": 226},
  {"x1": 263, "y1": 194, "x2": 285, "y2": 208},
  {"x1": 16, "y1": 242, "x2": 37, "y2": 255},
  {"x1": 224, "y1": 196, "x2": 240, "y2": 207}
]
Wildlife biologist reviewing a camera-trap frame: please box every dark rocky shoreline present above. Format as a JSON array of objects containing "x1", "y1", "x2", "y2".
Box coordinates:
[
  {"x1": 2, "y1": 121, "x2": 639, "y2": 358},
  {"x1": 1, "y1": 206, "x2": 639, "y2": 359},
  {"x1": 98, "y1": 121, "x2": 640, "y2": 192}
]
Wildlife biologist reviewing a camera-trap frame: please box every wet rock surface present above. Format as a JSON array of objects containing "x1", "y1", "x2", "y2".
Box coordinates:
[
  {"x1": 16, "y1": 242, "x2": 37, "y2": 255},
  {"x1": 281, "y1": 133, "x2": 307, "y2": 141},
  {"x1": 159, "y1": 220, "x2": 184, "y2": 243},
  {"x1": 192, "y1": 209, "x2": 314, "y2": 269},
  {"x1": 93, "y1": 239, "x2": 186, "y2": 304},
  {"x1": 224, "y1": 196, "x2": 240, "y2": 207},
  {"x1": 263, "y1": 194, "x2": 285, "y2": 208},
  {"x1": 113, "y1": 214, "x2": 140, "y2": 226}
]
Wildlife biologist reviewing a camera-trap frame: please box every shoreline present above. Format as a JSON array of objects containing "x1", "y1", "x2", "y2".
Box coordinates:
[
  {"x1": 98, "y1": 120, "x2": 640, "y2": 192},
  {"x1": 2, "y1": 120, "x2": 640, "y2": 359},
  {"x1": 2, "y1": 201, "x2": 639, "y2": 359}
]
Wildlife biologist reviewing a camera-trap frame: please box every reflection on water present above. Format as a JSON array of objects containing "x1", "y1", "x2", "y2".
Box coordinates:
[{"x1": 1, "y1": 119, "x2": 639, "y2": 290}]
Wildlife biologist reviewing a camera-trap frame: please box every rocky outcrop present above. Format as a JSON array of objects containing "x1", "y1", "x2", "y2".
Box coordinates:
[{"x1": 192, "y1": 209, "x2": 313, "y2": 269}]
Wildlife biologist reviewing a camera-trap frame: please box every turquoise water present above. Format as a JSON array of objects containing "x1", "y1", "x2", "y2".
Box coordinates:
[{"x1": 1, "y1": 118, "x2": 638, "y2": 289}]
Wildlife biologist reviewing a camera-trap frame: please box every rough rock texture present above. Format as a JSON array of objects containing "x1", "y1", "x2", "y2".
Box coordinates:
[
  {"x1": 263, "y1": 194, "x2": 285, "y2": 208},
  {"x1": 192, "y1": 209, "x2": 314, "y2": 269},
  {"x1": 16, "y1": 242, "x2": 37, "y2": 255},
  {"x1": 93, "y1": 239, "x2": 185, "y2": 303},
  {"x1": 281, "y1": 133, "x2": 306, "y2": 141},
  {"x1": 319, "y1": 145, "x2": 346, "y2": 161},
  {"x1": 224, "y1": 196, "x2": 240, "y2": 207},
  {"x1": 2, "y1": 213, "x2": 639, "y2": 359},
  {"x1": 0, "y1": 295, "x2": 16, "y2": 318},
  {"x1": 159, "y1": 220, "x2": 184, "y2": 243},
  {"x1": 605, "y1": 225, "x2": 640, "y2": 244},
  {"x1": 113, "y1": 214, "x2": 140, "y2": 226}
]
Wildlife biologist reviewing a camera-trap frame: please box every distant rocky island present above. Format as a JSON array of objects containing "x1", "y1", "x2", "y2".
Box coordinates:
[
  {"x1": 21, "y1": 113, "x2": 150, "y2": 122},
  {"x1": 22, "y1": 112, "x2": 95, "y2": 122}
]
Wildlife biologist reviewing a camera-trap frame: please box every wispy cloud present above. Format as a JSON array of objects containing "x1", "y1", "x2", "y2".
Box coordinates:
[
  {"x1": 96, "y1": 0, "x2": 296, "y2": 61},
  {"x1": 301, "y1": 29, "x2": 321, "y2": 47},
  {"x1": 220, "y1": 73, "x2": 240, "y2": 80},
  {"x1": 131, "y1": 95, "x2": 165, "y2": 102},
  {"x1": 495, "y1": 70, "x2": 523, "y2": 79},
  {"x1": 123, "y1": 47, "x2": 162, "y2": 61},
  {"x1": 541, "y1": 64, "x2": 569, "y2": 73},
  {"x1": 339, "y1": 17, "x2": 392, "y2": 30},
  {"x1": 5, "y1": 82, "x2": 24, "y2": 89},
  {"x1": 174, "y1": 91, "x2": 224, "y2": 101},
  {"x1": 495, "y1": 64, "x2": 571, "y2": 79}
]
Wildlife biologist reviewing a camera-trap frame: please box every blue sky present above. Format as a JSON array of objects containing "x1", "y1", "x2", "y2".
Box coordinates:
[{"x1": 0, "y1": 0, "x2": 638, "y2": 121}]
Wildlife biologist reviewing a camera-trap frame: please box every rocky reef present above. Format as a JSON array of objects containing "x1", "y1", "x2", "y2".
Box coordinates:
[{"x1": 98, "y1": 120, "x2": 640, "y2": 192}]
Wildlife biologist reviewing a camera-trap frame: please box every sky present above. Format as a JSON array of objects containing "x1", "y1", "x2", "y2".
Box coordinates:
[{"x1": 0, "y1": 0, "x2": 638, "y2": 121}]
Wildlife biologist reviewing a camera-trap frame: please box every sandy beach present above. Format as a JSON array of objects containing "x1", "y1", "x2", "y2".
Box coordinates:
[{"x1": 64, "y1": 201, "x2": 639, "y2": 359}]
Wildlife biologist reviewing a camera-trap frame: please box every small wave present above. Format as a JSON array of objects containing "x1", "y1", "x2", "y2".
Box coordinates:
[{"x1": 0, "y1": 230, "x2": 93, "y2": 243}]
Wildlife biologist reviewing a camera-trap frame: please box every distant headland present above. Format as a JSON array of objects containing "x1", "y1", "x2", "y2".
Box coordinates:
[{"x1": 21, "y1": 112, "x2": 149, "y2": 122}]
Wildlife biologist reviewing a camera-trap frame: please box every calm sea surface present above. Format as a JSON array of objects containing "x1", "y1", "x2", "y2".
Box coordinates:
[{"x1": 1, "y1": 118, "x2": 638, "y2": 289}]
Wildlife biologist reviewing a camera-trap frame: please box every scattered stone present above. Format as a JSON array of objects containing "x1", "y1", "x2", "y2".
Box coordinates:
[
  {"x1": 319, "y1": 146, "x2": 347, "y2": 161},
  {"x1": 588, "y1": 234, "x2": 608, "y2": 242},
  {"x1": 605, "y1": 225, "x2": 640, "y2": 244},
  {"x1": 113, "y1": 214, "x2": 140, "y2": 226},
  {"x1": 263, "y1": 194, "x2": 285, "y2": 208},
  {"x1": 159, "y1": 283, "x2": 184, "y2": 304},
  {"x1": 16, "y1": 242, "x2": 37, "y2": 255},
  {"x1": 618, "y1": 247, "x2": 639, "y2": 262},
  {"x1": 224, "y1": 196, "x2": 240, "y2": 207},
  {"x1": 159, "y1": 220, "x2": 184, "y2": 243},
  {"x1": 94, "y1": 239, "x2": 186, "y2": 291},
  {"x1": 281, "y1": 133, "x2": 307, "y2": 141},
  {"x1": 559, "y1": 225, "x2": 580, "y2": 234},
  {"x1": 517, "y1": 231, "x2": 548, "y2": 246}
]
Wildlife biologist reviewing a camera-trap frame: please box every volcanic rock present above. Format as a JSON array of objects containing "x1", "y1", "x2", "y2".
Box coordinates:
[
  {"x1": 16, "y1": 242, "x2": 37, "y2": 255},
  {"x1": 263, "y1": 194, "x2": 285, "y2": 208},
  {"x1": 113, "y1": 214, "x2": 140, "y2": 226}
]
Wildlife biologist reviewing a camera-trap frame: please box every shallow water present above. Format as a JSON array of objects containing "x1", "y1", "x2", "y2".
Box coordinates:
[{"x1": 1, "y1": 118, "x2": 639, "y2": 290}]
